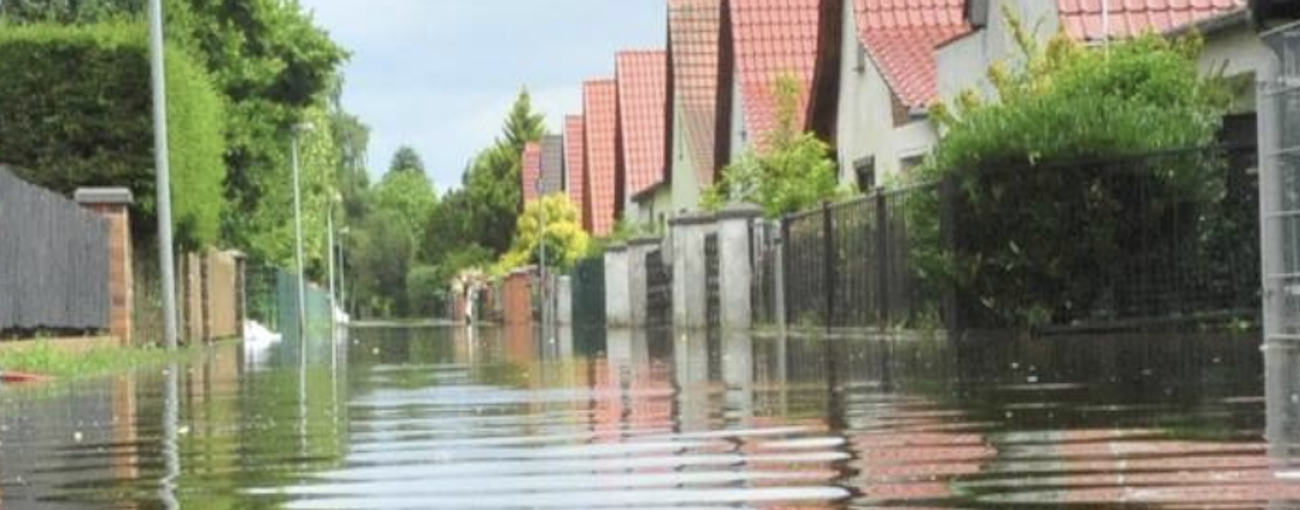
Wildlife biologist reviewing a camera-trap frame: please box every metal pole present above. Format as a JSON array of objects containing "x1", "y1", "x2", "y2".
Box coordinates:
[
  {"x1": 339, "y1": 239, "x2": 348, "y2": 319},
  {"x1": 327, "y1": 205, "x2": 337, "y2": 337},
  {"x1": 148, "y1": 0, "x2": 179, "y2": 350},
  {"x1": 292, "y1": 132, "x2": 308, "y2": 340},
  {"x1": 1102, "y1": 0, "x2": 1111, "y2": 53},
  {"x1": 539, "y1": 186, "x2": 549, "y2": 338}
]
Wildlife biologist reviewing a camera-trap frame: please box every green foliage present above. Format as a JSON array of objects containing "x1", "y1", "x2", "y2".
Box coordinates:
[
  {"x1": 162, "y1": 0, "x2": 347, "y2": 253},
  {"x1": 242, "y1": 106, "x2": 339, "y2": 272},
  {"x1": 0, "y1": 338, "x2": 211, "y2": 379},
  {"x1": 372, "y1": 161, "x2": 438, "y2": 242},
  {"x1": 351, "y1": 208, "x2": 415, "y2": 317},
  {"x1": 0, "y1": 0, "x2": 143, "y2": 24},
  {"x1": 705, "y1": 75, "x2": 840, "y2": 218},
  {"x1": 388, "y1": 145, "x2": 426, "y2": 175},
  {"x1": 497, "y1": 194, "x2": 591, "y2": 273},
  {"x1": 909, "y1": 20, "x2": 1230, "y2": 327},
  {"x1": 405, "y1": 265, "x2": 447, "y2": 317},
  {"x1": 347, "y1": 158, "x2": 437, "y2": 318},
  {"x1": 455, "y1": 90, "x2": 547, "y2": 255},
  {"x1": 0, "y1": 22, "x2": 226, "y2": 246}
]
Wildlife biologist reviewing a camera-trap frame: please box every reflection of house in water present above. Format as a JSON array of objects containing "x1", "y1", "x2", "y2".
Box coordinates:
[{"x1": 592, "y1": 330, "x2": 676, "y2": 438}]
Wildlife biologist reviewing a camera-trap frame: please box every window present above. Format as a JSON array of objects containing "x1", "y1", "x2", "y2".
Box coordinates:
[{"x1": 853, "y1": 156, "x2": 876, "y2": 192}]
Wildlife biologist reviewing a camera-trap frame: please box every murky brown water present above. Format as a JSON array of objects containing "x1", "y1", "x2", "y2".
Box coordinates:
[{"x1": 1, "y1": 326, "x2": 1297, "y2": 509}]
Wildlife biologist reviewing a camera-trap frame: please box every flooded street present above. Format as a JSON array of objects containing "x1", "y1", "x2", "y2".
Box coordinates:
[{"x1": 1, "y1": 327, "x2": 1298, "y2": 509}]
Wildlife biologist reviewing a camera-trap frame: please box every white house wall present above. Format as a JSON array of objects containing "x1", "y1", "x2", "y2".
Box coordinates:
[
  {"x1": 670, "y1": 102, "x2": 703, "y2": 215},
  {"x1": 835, "y1": 0, "x2": 940, "y2": 187},
  {"x1": 936, "y1": 0, "x2": 1060, "y2": 103},
  {"x1": 729, "y1": 67, "x2": 750, "y2": 164}
]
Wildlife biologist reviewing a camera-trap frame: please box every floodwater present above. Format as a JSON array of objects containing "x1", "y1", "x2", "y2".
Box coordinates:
[{"x1": 1, "y1": 326, "x2": 1298, "y2": 509}]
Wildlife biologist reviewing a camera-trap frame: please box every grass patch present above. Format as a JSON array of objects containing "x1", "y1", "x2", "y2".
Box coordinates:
[{"x1": 0, "y1": 340, "x2": 216, "y2": 380}]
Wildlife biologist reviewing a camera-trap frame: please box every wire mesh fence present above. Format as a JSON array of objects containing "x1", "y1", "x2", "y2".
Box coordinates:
[{"x1": 766, "y1": 144, "x2": 1259, "y2": 332}]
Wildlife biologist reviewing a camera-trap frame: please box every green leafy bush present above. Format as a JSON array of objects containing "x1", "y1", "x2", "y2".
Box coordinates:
[
  {"x1": 909, "y1": 15, "x2": 1231, "y2": 327},
  {"x1": 705, "y1": 74, "x2": 841, "y2": 218},
  {"x1": 0, "y1": 22, "x2": 226, "y2": 246}
]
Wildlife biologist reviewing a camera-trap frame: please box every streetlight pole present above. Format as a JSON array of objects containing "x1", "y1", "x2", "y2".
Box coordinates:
[
  {"x1": 291, "y1": 123, "x2": 313, "y2": 340},
  {"x1": 327, "y1": 202, "x2": 337, "y2": 337},
  {"x1": 148, "y1": 0, "x2": 179, "y2": 350}
]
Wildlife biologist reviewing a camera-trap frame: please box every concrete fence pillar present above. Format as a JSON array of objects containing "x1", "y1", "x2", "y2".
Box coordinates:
[
  {"x1": 75, "y1": 188, "x2": 134, "y2": 345},
  {"x1": 557, "y1": 276, "x2": 573, "y2": 326},
  {"x1": 626, "y1": 237, "x2": 660, "y2": 328},
  {"x1": 717, "y1": 204, "x2": 763, "y2": 332},
  {"x1": 669, "y1": 214, "x2": 717, "y2": 330},
  {"x1": 604, "y1": 244, "x2": 631, "y2": 328}
]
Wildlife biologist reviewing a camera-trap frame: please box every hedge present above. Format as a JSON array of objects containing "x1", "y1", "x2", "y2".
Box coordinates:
[{"x1": 0, "y1": 22, "x2": 226, "y2": 246}]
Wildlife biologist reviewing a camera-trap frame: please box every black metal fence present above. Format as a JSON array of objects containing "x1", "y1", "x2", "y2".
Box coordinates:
[
  {"x1": 0, "y1": 168, "x2": 109, "y2": 333},
  {"x1": 571, "y1": 256, "x2": 606, "y2": 328},
  {"x1": 776, "y1": 184, "x2": 937, "y2": 330},
  {"x1": 646, "y1": 248, "x2": 673, "y2": 328},
  {"x1": 705, "y1": 234, "x2": 720, "y2": 330},
  {"x1": 765, "y1": 144, "x2": 1260, "y2": 332}
]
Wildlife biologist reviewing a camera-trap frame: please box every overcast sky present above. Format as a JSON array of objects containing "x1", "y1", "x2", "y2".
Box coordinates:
[{"x1": 296, "y1": 0, "x2": 667, "y2": 191}]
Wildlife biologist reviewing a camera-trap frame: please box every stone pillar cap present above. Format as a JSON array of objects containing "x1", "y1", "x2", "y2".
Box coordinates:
[
  {"x1": 605, "y1": 242, "x2": 628, "y2": 252},
  {"x1": 628, "y1": 236, "x2": 661, "y2": 247},
  {"x1": 75, "y1": 188, "x2": 134, "y2": 205},
  {"x1": 667, "y1": 212, "x2": 716, "y2": 226},
  {"x1": 716, "y1": 203, "x2": 764, "y2": 220}
]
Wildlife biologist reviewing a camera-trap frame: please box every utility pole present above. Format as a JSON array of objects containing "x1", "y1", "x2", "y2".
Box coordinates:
[
  {"x1": 148, "y1": 0, "x2": 179, "y2": 350},
  {"x1": 327, "y1": 199, "x2": 337, "y2": 339},
  {"x1": 539, "y1": 179, "x2": 549, "y2": 339},
  {"x1": 291, "y1": 123, "x2": 313, "y2": 340}
]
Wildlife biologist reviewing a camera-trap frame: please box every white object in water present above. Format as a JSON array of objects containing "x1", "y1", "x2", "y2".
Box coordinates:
[
  {"x1": 243, "y1": 321, "x2": 282, "y2": 347},
  {"x1": 1279, "y1": 471, "x2": 1300, "y2": 480}
]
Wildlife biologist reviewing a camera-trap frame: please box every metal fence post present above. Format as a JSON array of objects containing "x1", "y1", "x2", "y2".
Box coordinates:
[
  {"x1": 875, "y1": 188, "x2": 890, "y2": 328},
  {"x1": 939, "y1": 178, "x2": 962, "y2": 334},
  {"x1": 823, "y1": 201, "x2": 835, "y2": 330},
  {"x1": 780, "y1": 217, "x2": 791, "y2": 329}
]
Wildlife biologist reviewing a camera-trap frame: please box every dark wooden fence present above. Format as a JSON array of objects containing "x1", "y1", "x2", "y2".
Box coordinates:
[{"x1": 0, "y1": 167, "x2": 109, "y2": 332}]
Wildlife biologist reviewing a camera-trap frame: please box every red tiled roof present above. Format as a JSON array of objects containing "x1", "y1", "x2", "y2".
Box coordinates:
[
  {"x1": 729, "y1": 0, "x2": 823, "y2": 154},
  {"x1": 584, "y1": 80, "x2": 619, "y2": 237},
  {"x1": 854, "y1": 0, "x2": 968, "y2": 109},
  {"x1": 669, "y1": 0, "x2": 726, "y2": 185},
  {"x1": 617, "y1": 50, "x2": 669, "y2": 199},
  {"x1": 521, "y1": 142, "x2": 542, "y2": 205},
  {"x1": 1058, "y1": 0, "x2": 1246, "y2": 41},
  {"x1": 564, "y1": 115, "x2": 588, "y2": 230}
]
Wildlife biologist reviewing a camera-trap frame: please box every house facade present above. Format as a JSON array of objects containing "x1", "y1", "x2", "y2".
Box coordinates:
[
  {"x1": 616, "y1": 50, "x2": 670, "y2": 228},
  {"x1": 727, "y1": 0, "x2": 841, "y2": 163},
  {"x1": 583, "y1": 79, "x2": 620, "y2": 237},
  {"x1": 539, "y1": 135, "x2": 566, "y2": 197},
  {"x1": 836, "y1": 0, "x2": 968, "y2": 189},
  {"x1": 664, "y1": 0, "x2": 731, "y2": 218},
  {"x1": 564, "y1": 115, "x2": 588, "y2": 230},
  {"x1": 521, "y1": 141, "x2": 542, "y2": 205}
]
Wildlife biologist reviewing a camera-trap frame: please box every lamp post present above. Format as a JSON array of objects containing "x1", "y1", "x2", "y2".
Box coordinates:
[
  {"x1": 338, "y1": 227, "x2": 350, "y2": 320},
  {"x1": 147, "y1": 0, "x2": 179, "y2": 350},
  {"x1": 327, "y1": 193, "x2": 343, "y2": 337},
  {"x1": 291, "y1": 122, "x2": 314, "y2": 340}
]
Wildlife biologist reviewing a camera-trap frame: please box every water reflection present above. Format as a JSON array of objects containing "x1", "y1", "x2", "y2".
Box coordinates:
[{"x1": 0, "y1": 328, "x2": 1296, "y2": 508}]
